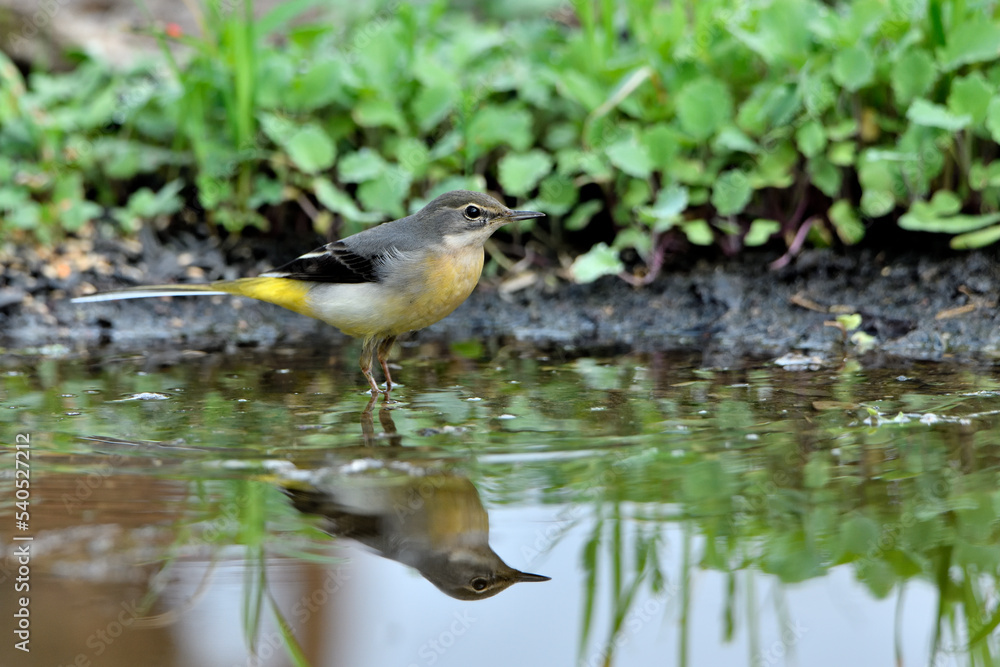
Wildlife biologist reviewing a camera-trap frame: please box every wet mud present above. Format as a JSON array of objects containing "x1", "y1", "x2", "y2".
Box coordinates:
[{"x1": 2, "y1": 232, "x2": 999, "y2": 364}]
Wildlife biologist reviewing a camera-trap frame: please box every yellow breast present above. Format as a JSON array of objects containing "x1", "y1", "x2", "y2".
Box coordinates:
[{"x1": 384, "y1": 247, "x2": 485, "y2": 336}]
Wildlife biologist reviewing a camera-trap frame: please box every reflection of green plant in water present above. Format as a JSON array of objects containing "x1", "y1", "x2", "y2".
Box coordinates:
[
  {"x1": 578, "y1": 501, "x2": 671, "y2": 665},
  {"x1": 568, "y1": 413, "x2": 1000, "y2": 667},
  {"x1": 9, "y1": 349, "x2": 1000, "y2": 665},
  {"x1": 170, "y1": 478, "x2": 334, "y2": 667}
]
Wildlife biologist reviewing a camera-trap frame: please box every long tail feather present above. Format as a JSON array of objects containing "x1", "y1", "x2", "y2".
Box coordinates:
[{"x1": 71, "y1": 284, "x2": 229, "y2": 303}]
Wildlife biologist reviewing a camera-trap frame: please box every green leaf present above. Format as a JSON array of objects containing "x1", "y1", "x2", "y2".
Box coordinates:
[
  {"x1": 53, "y1": 172, "x2": 102, "y2": 231},
  {"x1": 338, "y1": 148, "x2": 387, "y2": 183},
  {"x1": 425, "y1": 175, "x2": 488, "y2": 201},
  {"x1": 711, "y1": 170, "x2": 753, "y2": 216},
  {"x1": 536, "y1": 174, "x2": 578, "y2": 215},
  {"x1": 840, "y1": 0, "x2": 888, "y2": 41},
  {"x1": 899, "y1": 198, "x2": 1000, "y2": 232},
  {"x1": 5, "y1": 200, "x2": 41, "y2": 230},
  {"x1": 857, "y1": 559, "x2": 896, "y2": 599},
  {"x1": 737, "y1": 83, "x2": 799, "y2": 136},
  {"x1": 908, "y1": 212, "x2": 1000, "y2": 233},
  {"x1": 467, "y1": 105, "x2": 533, "y2": 159},
  {"x1": 284, "y1": 123, "x2": 336, "y2": 174},
  {"x1": 682, "y1": 219, "x2": 714, "y2": 245},
  {"x1": 750, "y1": 141, "x2": 797, "y2": 188},
  {"x1": 800, "y1": 69, "x2": 836, "y2": 115},
  {"x1": 248, "y1": 175, "x2": 285, "y2": 209},
  {"x1": 564, "y1": 200, "x2": 603, "y2": 231},
  {"x1": 827, "y1": 141, "x2": 857, "y2": 167},
  {"x1": 969, "y1": 161, "x2": 1000, "y2": 190},
  {"x1": 839, "y1": 515, "x2": 879, "y2": 557},
  {"x1": 357, "y1": 167, "x2": 412, "y2": 218},
  {"x1": 928, "y1": 190, "x2": 962, "y2": 216},
  {"x1": 393, "y1": 137, "x2": 429, "y2": 178},
  {"x1": 808, "y1": 156, "x2": 842, "y2": 197},
  {"x1": 498, "y1": 150, "x2": 553, "y2": 197},
  {"x1": 907, "y1": 98, "x2": 971, "y2": 131},
  {"x1": 256, "y1": 0, "x2": 327, "y2": 36},
  {"x1": 544, "y1": 123, "x2": 578, "y2": 150},
  {"x1": 951, "y1": 224, "x2": 1000, "y2": 249},
  {"x1": 286, "y1": 59, "x2": 347, "y2": 111},
  {"x1": 612, "y1": 226, "x2": 653, "y2": 258},
  {"x1": 795, "y1": 120, "x2": 826, "y2": 158},
  {"x1": 353, "y1": 97, "x2": 407, "y2": 132},
  {"x1": 638, "y1": 185, "x2": 689, "y2": 232},
  {"x1": 728, "y1": 0, "x2": 816, "y2": 65},
  {"x1": 604, "y1": 138, "x2": 653, "y2": 179},
  {"x1": 826, "y1": 118, "x2": 858, "y2": 141},
  {"x1": 858, "y1": 154, "x2": 898, "y2": 217},
  {"x1": 196, "y1": 174, "x2": 233, "y2": 211},
  {"x1": 947, "y1": 73, "x2": 993, "y2": 126},
  {"x1": 412, "y1": 83, "x2": 458, "y2": 132},
  {"x1": 126, "y1": 179, "x2": 184, "y2": 218},
  {"x1": 985, "y1": 96, "x2": 1000, "y2": 143},
  {"x1": 713, "y1": 126, "x2": 760, "y2": 154},
  {"x1": 621, "y1": 178, "x2": 651, "y2": 209},
  {"x1": 0, "y1": 186, "x2": 30, "y2": 210},
  {"x1": 259, "y1": 113, "x2": 297, "y2": 145},
  {"x1": 891, "y1": 49, "x2": 936, "y2": 104},
  {"x1": 589, "y1": 65, "x2": 655, "y2": 120},
  {"x1": 937, "y1": 20, "x2": 1000, "y2": 71},
  {"x1": 642, "y1": 124, "x2": 682, "y2": 170},
  {"x1": 832, "y1": 45, "x2": 875, "y2": 91},
  {"x1": 570, "y1": 242, "x2": 623, "y2": 283},
  {"x1": 59, "y1": 200, "x2": 102, "y2": 232},
  {"x1": 837, "y1": 313, "x2": 863, "y2": 332},
  {"x1": 969, "y1": 162, "x2": 989, "y2": 190},
  {"x1": 744, "y1": 218, "x2": 780, "y2": 246},
  {"x1": 557, "y1": 70, "x2": 605, "y2": 112},
  {"x1": 312, "y1": 178, "x2": 382, "y2": 224},
  {"x1": 675, "y1": 77, "x2": 733, "y2": 140},
  {"x1": 829, "y1": 200, "x2": 865, "y2": 245}
]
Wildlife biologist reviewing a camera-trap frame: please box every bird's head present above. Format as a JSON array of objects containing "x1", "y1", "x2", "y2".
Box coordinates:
[{"x1": 416, "y1": 190, "x2": 544, "y2": 249}]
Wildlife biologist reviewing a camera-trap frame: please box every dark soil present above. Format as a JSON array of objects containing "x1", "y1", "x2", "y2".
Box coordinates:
[{"x1": 3, "y1": 228, "x2": 1000, "y2": 365}]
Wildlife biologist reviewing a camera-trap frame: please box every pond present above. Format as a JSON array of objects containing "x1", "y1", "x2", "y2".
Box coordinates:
[{"x1": 1, "y1": 342, "x2": 999, "y2": 667}]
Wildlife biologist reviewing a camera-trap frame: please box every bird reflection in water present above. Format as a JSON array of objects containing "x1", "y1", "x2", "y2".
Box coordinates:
[{"x1": 283, "y1": 408, "x2": 550, "y2": 600}]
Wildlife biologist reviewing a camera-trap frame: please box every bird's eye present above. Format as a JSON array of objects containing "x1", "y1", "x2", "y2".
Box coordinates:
[
  {"x1": 464, "y1": 205, "x2": 482, "y2": 220},
  {"x1": 470, "y1": 577, "x2": 489, "y2": 592}
]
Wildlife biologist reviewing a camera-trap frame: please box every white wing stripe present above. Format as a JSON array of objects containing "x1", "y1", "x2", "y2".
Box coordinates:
[{"x1": 71, "y1": 290, "x2": 229, "y2": 303}]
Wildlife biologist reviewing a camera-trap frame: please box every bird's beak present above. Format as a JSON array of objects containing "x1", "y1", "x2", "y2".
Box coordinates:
[
  {"x1": 506, "y1": 209, "x2": 545, "y2": 221},
  {"x1": 514, "y1": 570, "x2": 551, "y2": 583}
]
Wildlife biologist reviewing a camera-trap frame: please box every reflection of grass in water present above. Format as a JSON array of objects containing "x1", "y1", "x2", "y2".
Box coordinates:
[
  {"x1": 568, "y1": 415, "x2": 1000, "y2": 667},
  {"x1": 158, "y1": 477, "x2": 336, "y2": 667},
  {"x1": 221, "y1": 478, "x2": 332, "y2": 666},
  {"x1": 8, "y1": 350, "x2": 1000, "y2": 665}
]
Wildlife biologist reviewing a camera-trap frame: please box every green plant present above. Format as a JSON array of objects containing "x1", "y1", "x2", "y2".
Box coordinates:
[
  {"x1": 568, "y1": 0, "x2": 1000, "y2": 282},
  {"x1": 2, "y1": 0, "x2": 1000, "y2": 271}
]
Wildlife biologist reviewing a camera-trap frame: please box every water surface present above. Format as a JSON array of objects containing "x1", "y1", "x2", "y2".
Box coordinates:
[{"x1": 1, "y1": 343, "x2": 999, "y2": 666}]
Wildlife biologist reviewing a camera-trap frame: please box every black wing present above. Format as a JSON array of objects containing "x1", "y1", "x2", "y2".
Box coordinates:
[{"x1": 264, "y1": 241, "x2": 380, "y2": 284}]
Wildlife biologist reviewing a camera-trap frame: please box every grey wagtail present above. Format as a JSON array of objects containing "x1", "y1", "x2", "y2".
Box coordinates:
[
  {"x1": 72, "y1": 190, "x2": 544, "y2": 397},
  {"x1": 284, "y1": 466, "x2": 550, "y2": 600}
]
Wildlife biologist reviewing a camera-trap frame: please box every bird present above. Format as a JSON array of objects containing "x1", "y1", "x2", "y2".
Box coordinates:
[
  {"x1": 283, "y1": 464, "x2": 550, "y2": 600},
  {"x1": 73, "y1": 190, "x2": 544, "y2": 400}
]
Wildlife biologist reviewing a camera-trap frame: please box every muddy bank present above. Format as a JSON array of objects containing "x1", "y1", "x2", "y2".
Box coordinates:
[{"x1": 2, "y1": 231, "x2": 999, "y2": 364}]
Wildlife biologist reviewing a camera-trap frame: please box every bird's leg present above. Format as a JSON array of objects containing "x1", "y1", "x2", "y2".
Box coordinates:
[
  {"x1": 378, "y1": 406, "x2": 401, "y2": 445},
  {"x1": 360, "y1": 406, "x2": 376, "y2": 443},
  {"x1": 376, "y1": 336, "x2": 397, "y2": 397},
  {"x1": 360, "y1": 337, "x2": 381, "y2": 398}
]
